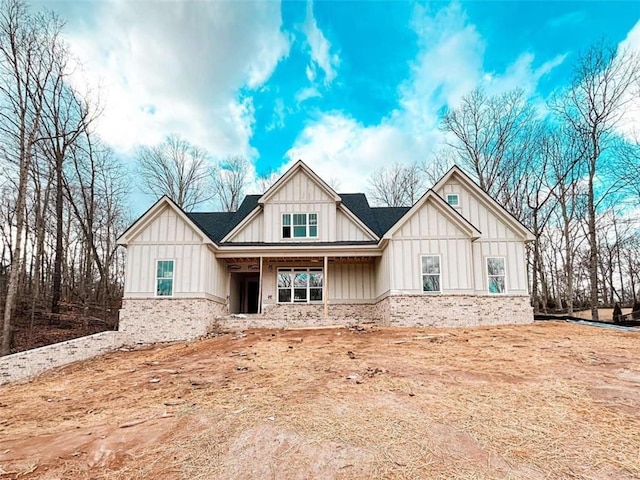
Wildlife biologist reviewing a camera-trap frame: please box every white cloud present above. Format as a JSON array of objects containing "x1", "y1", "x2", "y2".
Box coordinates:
[
  {"x1": 616, "y1": 19, "x2": 640, "y2": 142},
  {"x1": 483, "y1": 52, "x2": 567, "y2": 96},
  {"x1": 58, "y1": 0, "x2": 290, "y2": 157},
  {"x1": 302, "y1": 0, "x2": 340, "y2": 85},
  {"x1": 284, "y1": 2, "x2": 566, "y2": 197},
  {"x1": 266, "y1": 98, "x2": 287, "y2": 132},
  {"x1": 295, "y1": 86, "x2": 321, "y2": 104}
]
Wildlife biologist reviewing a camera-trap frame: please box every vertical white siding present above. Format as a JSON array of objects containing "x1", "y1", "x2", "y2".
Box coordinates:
[
  {"x1": 229, "y1": 212, "x2": 264, "y2": 242},
  {"x1": 123, "y1": 204, "x2": 216, "y2": 298},
  {"x1": 336, "y1": 210, "x2": 375, "y2": 241},
  {"x1": 436, "y1": 181, "x2": 517, "y2": 240},
  {"x1": 472, "y1": 240, "x2": 528, "y2": 294},
  {"x1": 262, "y1": 170, "x2": 337, "y2": 242},
  {"x1": 329, "y1": 262, "x2": 376, "y2": 300},
  {"x1": 131, "y1": 206, "x2": 201, "y2": 243},
  {"x1": 204, "y1": 249, "x2": 228, "y2": 300},
  {"x1": 124, "y1": 243, "x2": 205, "y2": 296},
  {"x1": 437, "y1": 176, "x2": 529, "y2": 295},
  {"x1": 375, "y1": 251, "x2": 391, "y2": 298},
  {"x1": 387, "y1": 200, "x2": 473, "y2": 294}
]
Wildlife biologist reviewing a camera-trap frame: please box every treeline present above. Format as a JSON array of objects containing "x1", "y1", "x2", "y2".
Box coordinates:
[
  {"x1": 0, "y1": 0, "x2": 130, "y2": 354},
  {"x1": 368, "y1": 43, "x2": 640, "y2": 320}
]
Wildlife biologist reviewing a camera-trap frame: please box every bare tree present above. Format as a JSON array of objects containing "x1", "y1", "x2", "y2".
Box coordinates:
[
  {"x1": 440, "y1": 87, "x2": 538, "y2": 216},
  {"x1": 255, "y1": 167, "x2": 280, "y2": 193},
  {"x1": 0, "y1": 0, "x2": 59, "y2": 355},
  {"x1": 367, "y1": 161, "x2": 425, "y2": 207},
  {"x1": 137, "y1": 134, "x2": 211, "y2": 210},
  {"x1": 38, "y1": 37, "x2": 95, "y2": 314},
  {"x1": 422, "y1": 150, "x2": 455, "y2": 185},
  {"x1": 553, "y1": 43, "x2": 640, "y2": 320},
  {"x1": 212, "y1": 155, "x2": 250, "y2": 212}
]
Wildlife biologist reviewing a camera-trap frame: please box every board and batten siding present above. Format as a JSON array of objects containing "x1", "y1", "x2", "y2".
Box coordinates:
[
  {"x1": 230, "y1": 211, "x2": 264, "y2": 243},
  {"x1": 386, "y1": 199, "x2": 474, "y2": 294},
  {"x1": 335, "y1": 210, "x2": 375, "y2": 242},
  {"x1": 472, "y1": 241, "x2": 528, "y2": 294},
  {"x1": 329, "y1": 262, "x2": 376, "y2": 301},
  {"x1": 262, "y1": 170, "x2": 336, "y2": 242},
  {"x1": 437, "y1": 179, "x2": 529, "y2": 295},
  {"x1": 436, "y1": 182, "x2": 518, "y2": 240},
  {"x1": 124, "y1": 205, "x2": 226, "y2": 300}
]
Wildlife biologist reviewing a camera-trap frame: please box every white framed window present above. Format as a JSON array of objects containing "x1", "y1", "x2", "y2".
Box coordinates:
[
  {"x1": 486, "y1": 257, "x2": 506, "y2": 294},
  {"x1": 446, "y1": 194, "x2": 459, "y2": 207},
  {"x1": 421, "y1": 255, "x2": 441, "y2": 293},
  {"x1": 277, "y1": 268, "x2": 323, "y2": 303},
  {"x1": 156, "y1": 260, "x2": 174, "y2": 296},
  {"x1": 282, "y1": 213, "x2": 318, "y2": 239}
]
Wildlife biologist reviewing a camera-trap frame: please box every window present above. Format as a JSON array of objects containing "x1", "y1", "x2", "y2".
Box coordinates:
[
  {"x1": 156, "y1": 260, "x2": 174, "y2": 296},
  {"x1": 487, "y1": 257, "x2": 506, "y2": 294},
  {"x1": 421, "y1": 255, "x2": 441, "y2": 293},
  {"x1": 446, "y1": 194, "x2": 459, "y2": 207},
  {"x1": 282, "y1": 213, "x2": 318, "y2": 239},
  {"x1": 278, "y1": 268, "x2": 323, "y2": 303}
]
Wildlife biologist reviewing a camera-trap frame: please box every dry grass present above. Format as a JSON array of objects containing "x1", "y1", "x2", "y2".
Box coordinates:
[{"x1": 1, "y1": 321, "x2": 639, "y2": 479}]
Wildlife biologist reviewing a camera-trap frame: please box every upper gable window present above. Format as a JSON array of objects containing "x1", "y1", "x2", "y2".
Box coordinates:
[
  {"x1": 446, "y1": 194, "x2": 459, "y2": 207},
  {"x1": 282, "y1": 213, "x2": 318, "y2": 239}
]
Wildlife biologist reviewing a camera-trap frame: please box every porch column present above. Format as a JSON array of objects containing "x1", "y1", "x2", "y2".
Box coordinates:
[
  {"x1": 324, "y1": 255, "x2": 329, "y2": 317},
  {"x1": 258, "y1": 256, "x2": 263, "y2": 314}
]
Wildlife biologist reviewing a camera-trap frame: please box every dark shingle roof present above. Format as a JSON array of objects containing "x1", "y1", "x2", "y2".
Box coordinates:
[
  {"x1": 339, "y1": 194, "x2": 380, "y2": 235},
  {"x1": 186, "y1": 193, "x2": 409, "y2": 243},
  {"x1": 186, "y1": 212, "x2": 235, "y2": 243},
  {"x1": 186, "y1": 195, "x2": 261, "y2": 243},
  {"x1": 371, "y1": 207, "x2": 411, "y2": 236}
]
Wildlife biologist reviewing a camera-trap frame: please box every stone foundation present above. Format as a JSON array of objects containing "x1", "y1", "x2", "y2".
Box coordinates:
[
  {"x1": 216, "y1": 303, "x2": 380, "y2": 331},
  {"x1": 379, "y1": 295, "x2": 533, "y2": 327},
  {"x1": 119, "y1": 297, "x2": 226, "y2": 343}
]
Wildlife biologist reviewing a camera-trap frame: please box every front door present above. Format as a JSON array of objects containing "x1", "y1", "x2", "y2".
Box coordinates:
[{"x1": 247, "y1": 280, "x2": 259, "y2": 313}]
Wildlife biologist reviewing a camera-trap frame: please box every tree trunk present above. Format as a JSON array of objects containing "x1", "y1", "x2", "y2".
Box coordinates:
[{"x1": 51, "y1": 154, "x2": 64, "y2": 314}]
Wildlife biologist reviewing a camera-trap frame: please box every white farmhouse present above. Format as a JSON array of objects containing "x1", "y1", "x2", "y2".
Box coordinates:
[{"x1": 117, "y1": 161, "x2": 534, "y2": 342}]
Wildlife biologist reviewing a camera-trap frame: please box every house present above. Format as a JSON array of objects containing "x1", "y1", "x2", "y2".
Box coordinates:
[{"x1": 117, "y1": 161, "x2": 534, "y2": 342}]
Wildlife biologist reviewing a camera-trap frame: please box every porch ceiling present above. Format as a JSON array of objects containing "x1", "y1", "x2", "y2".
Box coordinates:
[{"x1": 222, "y1": 256, "x2": 376, "y2": 264}]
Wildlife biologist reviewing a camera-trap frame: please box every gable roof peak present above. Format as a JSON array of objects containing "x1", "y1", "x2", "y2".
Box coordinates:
[{"x1": 258, "y1": 159, "x2": 341, "y2": 204}]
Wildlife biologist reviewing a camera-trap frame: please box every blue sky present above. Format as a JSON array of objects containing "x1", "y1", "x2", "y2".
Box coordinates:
[{"x1": 37, "y1": 0, "x2": 640, "y2": 210}]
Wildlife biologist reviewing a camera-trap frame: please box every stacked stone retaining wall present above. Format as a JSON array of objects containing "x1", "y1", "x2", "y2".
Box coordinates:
[{"x1": 0, "y1": 331, "x2": 124, "y2": 385}]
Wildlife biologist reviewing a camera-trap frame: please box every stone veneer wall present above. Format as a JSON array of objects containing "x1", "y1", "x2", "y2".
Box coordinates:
[
  {"x1": 0, "y1": 331, "x2": 125, "y2": 385},
  {"x1": 119, "y1": 297, "x2": 227, "y2": 343},
  {"x1": 216, "y1": 303, "x2": 380, "y2": 330},
  {"x1": 379, "y1": 294, "x2": 533, "y2": 327}
]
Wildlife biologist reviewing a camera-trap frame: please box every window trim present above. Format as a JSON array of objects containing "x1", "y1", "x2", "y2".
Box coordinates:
[
  {"x1": 277, "y1": 267, "x2": 323, "y2": 303},
  {"x1": 281, "y1": 212, "x2": 318, "y2": 239},
  {"x1": 486, "y1": 256, "x2": 507, "y2": 294},
  {"x1": 420, "y1": 254, "x2": 442, "y2": 294},
  {"x1": 155, "y1": 259, "x2": 175, "y2": 297},
  {"x1": 446, "y1": 194, "x2": 459, "y2": 207}
]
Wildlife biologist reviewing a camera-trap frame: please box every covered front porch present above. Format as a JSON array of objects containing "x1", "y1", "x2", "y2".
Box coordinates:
[{"x1": 217, "y1": 250, "x2": 381, "y2": 325}]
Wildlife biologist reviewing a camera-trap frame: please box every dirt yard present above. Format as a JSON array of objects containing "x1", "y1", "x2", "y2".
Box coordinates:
[{"x1": 1, "y1": 321, "x2": 639, "y2": 479}]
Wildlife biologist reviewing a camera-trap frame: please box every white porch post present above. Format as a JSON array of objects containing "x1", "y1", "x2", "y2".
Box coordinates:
[
  {"x1": 258, "y1": 256, "x2": 263, "y2": 314},
  {"x1": 324, "y1": 255, "x2": 329, "y2": 317}
]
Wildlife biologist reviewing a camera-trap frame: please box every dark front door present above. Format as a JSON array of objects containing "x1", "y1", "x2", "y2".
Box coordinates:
[{"x1": 247, "y1": 280, "x2": 259, "y2": 313}]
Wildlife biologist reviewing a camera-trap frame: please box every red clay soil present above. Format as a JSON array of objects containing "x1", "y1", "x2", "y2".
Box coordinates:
[{"x1": 0, "y1": 321, "x2": 639, "y2": 479}]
